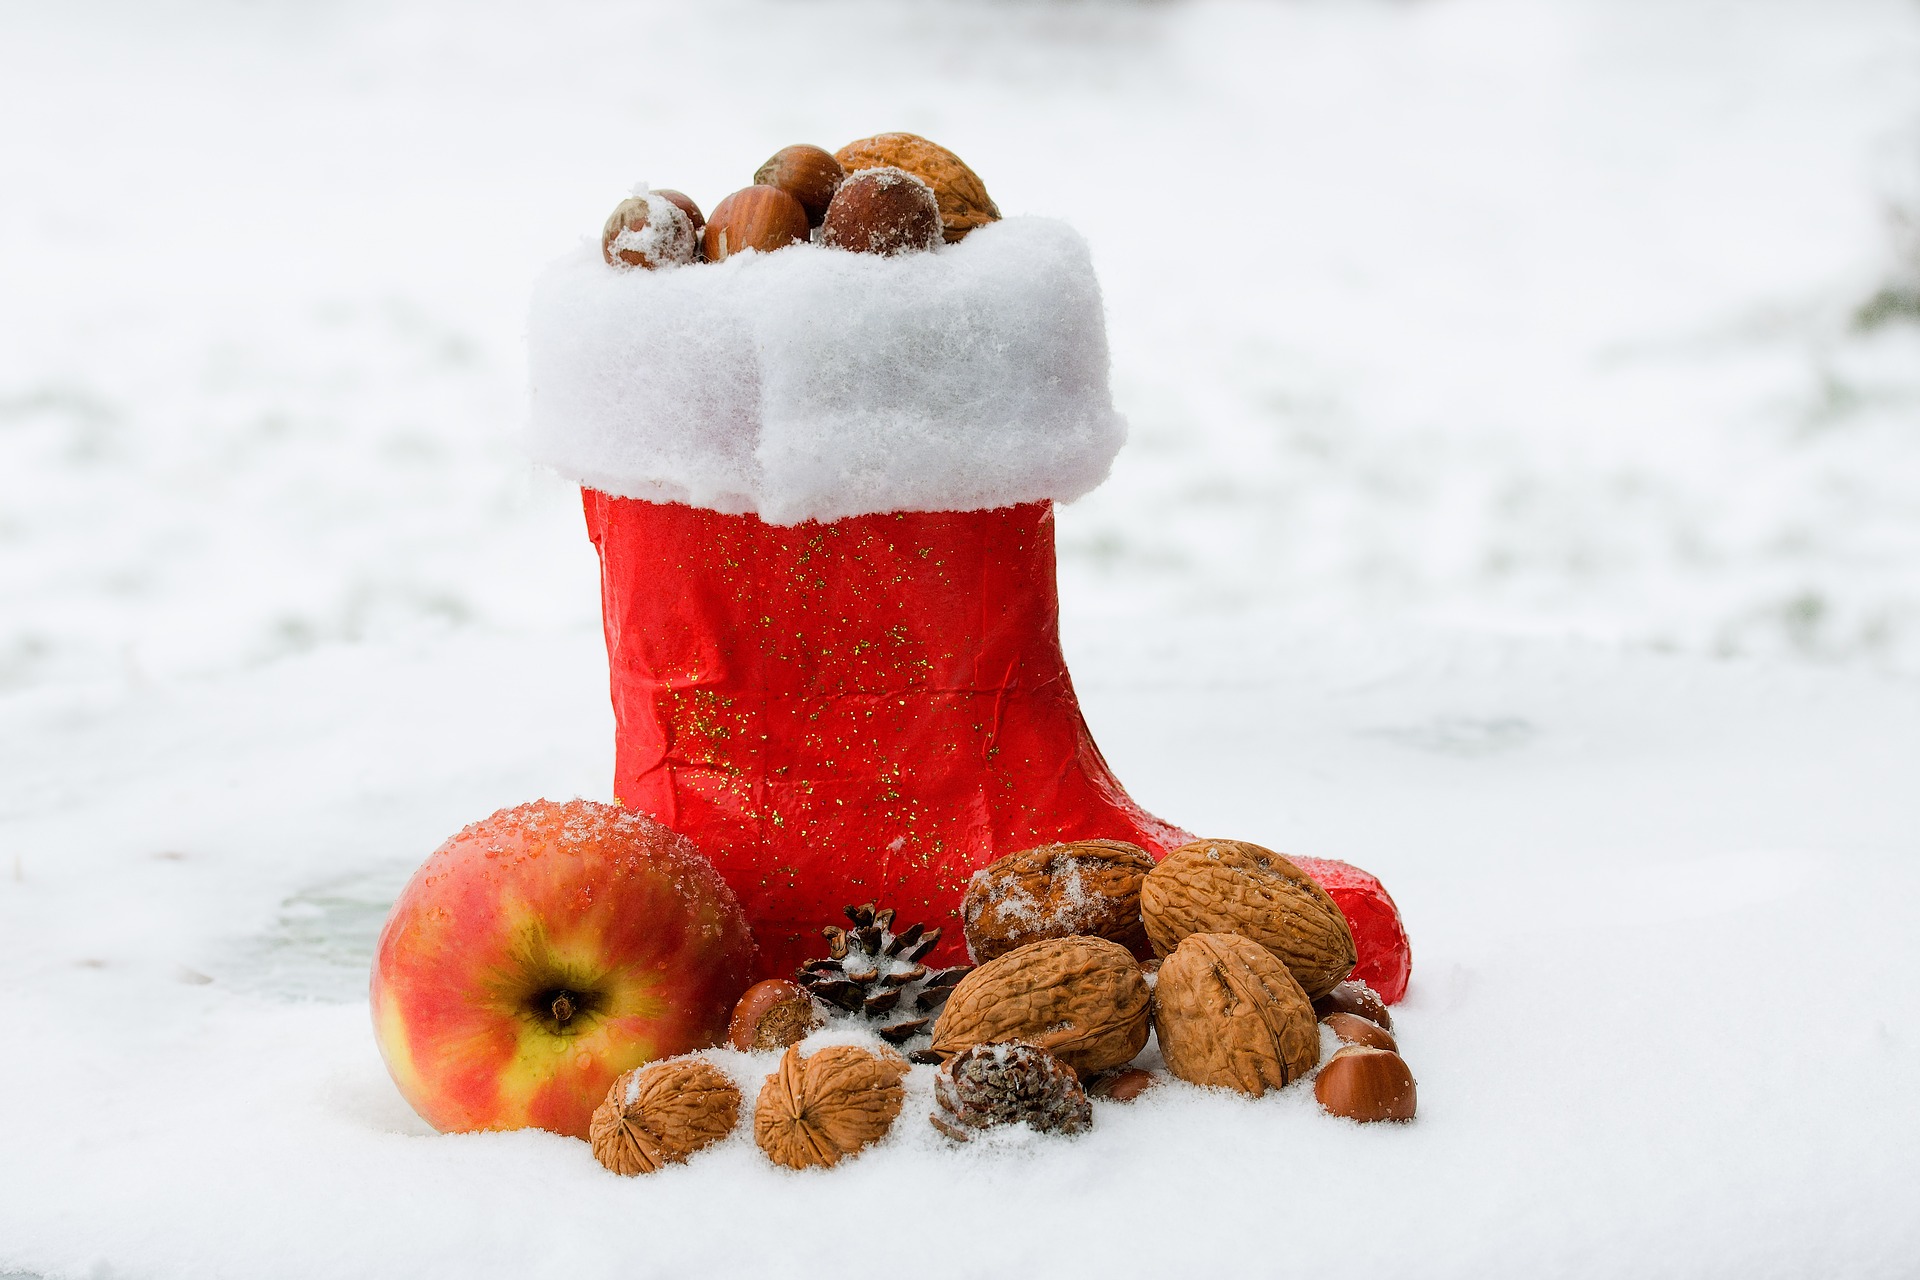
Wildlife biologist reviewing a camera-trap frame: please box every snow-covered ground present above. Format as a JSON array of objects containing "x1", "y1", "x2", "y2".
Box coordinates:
[{"x1": 2, "y1": 1, "x2": 1918, "y2": 1277}]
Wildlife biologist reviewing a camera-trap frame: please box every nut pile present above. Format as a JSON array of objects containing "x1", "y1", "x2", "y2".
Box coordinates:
[
  {"x1": 599, "y1": 132, "x2": 1000, "y2": 273},
  {"x1": 949, "y1": 837, "x2": 1416, "y2": 1121},
  {"x1": 586, "y1": 834, "x2": 1415, "y2": 1175}
]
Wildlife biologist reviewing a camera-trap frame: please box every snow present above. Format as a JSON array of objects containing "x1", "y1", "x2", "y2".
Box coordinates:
[
  {"x1": 3, "y1": 0, "x2": 1920, "y2": 1277},
  {"x1": 3, "y1": 626, "x2": 1917, "y2": 1278},
  {"x1": 527, "y1": 217, "x2": 1124, "y2": 524}
]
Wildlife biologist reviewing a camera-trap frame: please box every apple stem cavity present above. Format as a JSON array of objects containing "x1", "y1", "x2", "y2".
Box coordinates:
[{"x1": 529, "y1": 985, "x2": 596, "y2": 1034}]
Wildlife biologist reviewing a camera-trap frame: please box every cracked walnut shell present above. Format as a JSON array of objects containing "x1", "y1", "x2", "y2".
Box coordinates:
[
  {"x1": 1153, "y1": 932, "x2": 1320, "y2": 1097},
  {"x1": 833, "y1": 132, "x2": 1000, "y2": 243},
  {"x1": 753, "y1": 1043, "x2": 908, "y2": 1170},
  {"x1": 962, "y1": 840, "x2": 1155, "y2": 963},
  {"x1": 589, "y1": 1056, "x2": 741, "y2": 1176},
  {"x1": 1140, "y1": 839, "x2": 1357, "y2": 1000},
  {"x1": 930, "y1": 935, "x2": 1150, "y2": 1077}
]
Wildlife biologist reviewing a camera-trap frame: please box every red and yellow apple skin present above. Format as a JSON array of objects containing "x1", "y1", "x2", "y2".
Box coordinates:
[{"x1": 371, "y1": 799, "x2": 755, "y2": 1139}]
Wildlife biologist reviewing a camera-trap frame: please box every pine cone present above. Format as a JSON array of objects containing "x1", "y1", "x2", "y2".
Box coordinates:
[
  {"x1": 796, "y1": 902, "x2": 972, "y2": 1054},
  {"x1": 930, "y1": 1042, "x2": 1092, "y2": 1142}
]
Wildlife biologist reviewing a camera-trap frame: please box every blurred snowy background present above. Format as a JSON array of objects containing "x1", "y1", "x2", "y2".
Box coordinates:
[
  {"x1": 4, "y1": 4, "x2": 1920, "y2": 1278},
  {"x1": 3, "y1": 0, "x2": 1918, "y2": 697}
]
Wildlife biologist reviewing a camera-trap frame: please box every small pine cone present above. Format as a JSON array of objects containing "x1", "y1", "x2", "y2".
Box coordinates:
[
  {"x1": 795, "y1": 902, "x2": 970, "y2": 1047},
  {"x1": 589, "y1": 1057, "x2": 741, "y2": 1176},
  {"x1": 931, "y1": 1042, "x2": 1092, "y2": 1142}
]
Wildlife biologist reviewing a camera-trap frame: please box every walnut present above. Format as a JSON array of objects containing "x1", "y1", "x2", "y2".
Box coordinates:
[
  {"x1": 752, "y1": 1043, "x2": 908, "y2": 1170},
  {"x1": 588, "y1": 1056, "x2": 741, "y2": 1175},
  {"x1": 930, "y1": 936, "x2": 1150, "y2": 1077},
  {"x1": 833, "y1": 132, "x2": 1000, "y2": 243},
  {"x1": 752, "y1": 144, "x2": 845, "y2": 227},
  {"x1": 1140, "y1": 839, "x2": 1357, "y2": 1000},
  {"x1": 962, "y1": 840, "x2": 1155, "y2": 964},
  {"x1": 1152, "y1": 932, "x2": 1320, "y2": 1097}
]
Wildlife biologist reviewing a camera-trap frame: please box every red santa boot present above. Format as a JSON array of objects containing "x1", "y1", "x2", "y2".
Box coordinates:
[
  {"x1": 584, "y1": 492, "x2": 1189, "y2": 975},
  {"x1": 531, "y1": 204, "x2": 1410, "y2": 993}
]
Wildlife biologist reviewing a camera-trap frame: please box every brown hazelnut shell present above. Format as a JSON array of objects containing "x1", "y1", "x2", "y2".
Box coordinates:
[
  {"x1": 834, "y1": 132, "x2": 999, "y2": 243},
  {"x1": 753, "y1": 145, "x2": 844, "y2": 227},
  {"x1": 1322, "y1": 1011, "x2": 1398, "y2": 1052},
  {"x1": 653, "y1": 189, "x2": 705, "y2": 236},
  {"x1": 600, "y1": 194, "x2": 697, "y2": 270},
  {"x1": 821, "y1": 167, "x2": 943, "y2": 258},
  {"x1": 1087, "y1": 1067, "x2": 1157, "y2": 1102},
  {"x1": 1312, "y1": 980, "x2": 1393, "y2": 1030},
  {"x1": 1315, "y1": 1046, "x2": 1417, "y2": 1123},
  {"x1": 703, "y1": 185, "x2": 809, "y2": 262},
  {"x1": 728, "y1": 978, "x2": 821, "y2": 1051}
]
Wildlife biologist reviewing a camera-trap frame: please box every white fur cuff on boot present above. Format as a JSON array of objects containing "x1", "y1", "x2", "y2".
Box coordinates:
[{"x1": 525, "y1": 216, "x2": 1126, "y2": 526}]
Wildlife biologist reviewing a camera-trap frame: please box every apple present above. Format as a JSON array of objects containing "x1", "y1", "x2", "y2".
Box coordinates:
[{"x1": 371, "y1": 798, "x2": 755, "y2": 1139}]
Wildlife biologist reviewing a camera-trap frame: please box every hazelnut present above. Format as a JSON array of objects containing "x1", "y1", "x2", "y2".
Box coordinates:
[
  {"x1": 1322, "y1": 1011, "x2": 1397, "y2": 1053},
  {"x1": 821, "y1": 167, "x2": 943, "y2": 258},
  {"x1": 1087, "y1": 1067, "x2": 1157, "y2": 1103},
  {"x1": 1314, "y1": 1046, "x2": 1416, "y2": 1123},
  {"x1": 600, "y1": 191, "x2": 698, "y2": 270},
  {"x1": 652, "y1": 189, "x2": 705, "y2": 237},
  {"x1": 1312, "y1": 980, "x2": 1393, "y2": 1031},
  {"x1": 702, "y1": 185, "x2": 809, "y2": 262},
  {"x1": 834, "y1": 132, "x2": 999, "y2": 243},
  {"x1": 752, "y1": 145, "x2": 845, "y2": 227},
  {"x1": 728, "y1": 978, "x2": 821, "y2": 1051}
]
